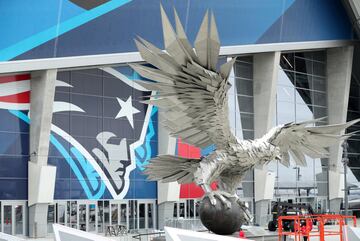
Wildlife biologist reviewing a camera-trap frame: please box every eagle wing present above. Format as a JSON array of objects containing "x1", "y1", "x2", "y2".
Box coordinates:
[
  {"x1": 129, "y1": 6, "x2": 236, "y2": 149},
  {"x1": 268, "y1": 118, "x2": 360, "y2": 167}
]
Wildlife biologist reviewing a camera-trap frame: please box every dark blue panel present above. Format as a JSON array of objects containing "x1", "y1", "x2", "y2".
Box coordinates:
[
  {"x1": 71, "y1": 70, "x2": 103, "y2": 96},
  {"x1": 70, "y1": 179, "x2": 91, "y2": 199},
  {"x1": 48, "y1": 157, "x2": 71, "y2": 178},
  {"x1": 102, "y1": 118, "x2": 135, "y2": 140},
  {"x1": 0, "y1": 132, "x2": 29, "y2": 156},
  {"x1": 124, "y1": 180, "x2": 157, "y2": 199},
  {"x1": 70, "y1": 115, "x2": 103, "y2": 138},
  {"x1": 0, "y1": 156, "x2": 28, "y2": 178},
  {"x1": 52, "y1": 113, "x2": 70, "y2": 134},
  {"x1": 48, "y1": 132, "x2": 71, "y2": 157},
  {"x1": 0, "y1": 110, "x2": 29, "y2": 133},
  {"x1": 70, "y1": 95, "x2": 103, "y2": 117},
  {"x1": 103, "y1": 77, "x2": 133, "y2": 101},
  {"x1": 258, "y1": 0, "x2": 353, "y2": 43},
  {"x1": 53, "y1": 179, "x2": 71, "y2": 200},
  {"x1": 0, "y1": 179, "x2": 27, "y2": 200}
]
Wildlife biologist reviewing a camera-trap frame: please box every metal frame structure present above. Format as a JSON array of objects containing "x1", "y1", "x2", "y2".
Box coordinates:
[{"x1": 278, "y1": 214, "x2": 357, "y2": 241}]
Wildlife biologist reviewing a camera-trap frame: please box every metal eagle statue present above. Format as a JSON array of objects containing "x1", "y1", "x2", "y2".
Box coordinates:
[{"x1": 130, "y1": 6, "x2": 359, "y2": 227}]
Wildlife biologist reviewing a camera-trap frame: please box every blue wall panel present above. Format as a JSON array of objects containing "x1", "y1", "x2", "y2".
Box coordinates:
[{"x1": 0, "y1": 0, "x2": 353, "y2": 61}]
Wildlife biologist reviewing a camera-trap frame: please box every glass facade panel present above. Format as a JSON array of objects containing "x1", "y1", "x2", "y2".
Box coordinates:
[
  {"x1": 89, "y1": 204, "x2": 96, "y2": 232},
  {"x1": 138, "y1": 203, "x2": 145, "y2": 229},
  {"x1": 347, "y1": 73, "x2": 360, "y2": 215},
  {"x1": 3, "y1": 205, "x2": 11, "y2": 235},
  {"x1": 232, "y1": 56, "x2": 255, "y2": 206},
  {"x1": 15, "y1": 205, "x2": 23, "y2": 235},
  {"x1": 111, "y1": 204, "x2": 118, "y2": 225},
  {"x1": 147, "y1": 203, "x2": 153, "y2": 229},
  {"x1": 120, "y1": 204, "x2": 127, "y2": 227},
  {"x1": 97, "y1": 201, "x2": 103, "y2": 232},
  {"x1": 78, "y1": 204, "x2": 86, "y2": 231},
  {"x1": 47, "y1": 205, "x2": 55, "y2": 233},
  {"x1": 274, "y1": 50, "x2": 328, "y2": 208}
]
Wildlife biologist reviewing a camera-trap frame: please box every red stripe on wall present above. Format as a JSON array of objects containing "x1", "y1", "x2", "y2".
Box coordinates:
[
  {"x1": 177, "y1": 139, "x2": 217, "y2": 199},
  {"x1": 0, "y1": 91, "x2": 30, "y2": 103},
  {"x1": 0, "y1": 74, "x2": 31, "y2": 84}
]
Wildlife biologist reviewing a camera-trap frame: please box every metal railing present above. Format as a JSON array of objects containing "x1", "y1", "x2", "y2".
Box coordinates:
[
  {"x1": 164, "y1": 218, "x2": 206, "y2": 231},
  {"x1": 132, "y1": 231, "x2": 165, "y2": 241}
]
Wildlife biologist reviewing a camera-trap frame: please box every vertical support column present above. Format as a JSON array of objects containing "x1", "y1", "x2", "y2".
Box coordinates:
[
  {"x1": 28, "y1": 70, "x2": 57, "y2": 238},
  {"x1": 157, "y1": 112, "x2": 180, "y2": 230},
  {"x1": 326, "y1": 46, "x2": 354, "y2": 213},
  {"x1": 253, "y1": 52, "x2": 280, "y2": 226}
]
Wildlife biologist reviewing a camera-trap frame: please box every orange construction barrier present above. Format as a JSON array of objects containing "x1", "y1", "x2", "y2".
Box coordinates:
[{"x1": 278, "y1": 214, "x2": 356, "y2": 241}]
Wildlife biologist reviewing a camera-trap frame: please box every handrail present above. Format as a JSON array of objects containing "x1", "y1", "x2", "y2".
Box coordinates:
[{"x1": 132, "y1": 231, "x2": 165, "y2": 240}]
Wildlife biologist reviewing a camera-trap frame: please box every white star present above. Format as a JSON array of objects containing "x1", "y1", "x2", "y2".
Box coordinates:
[{"x1": 115, "y1": 96, "x2": 140, "y2": 128}]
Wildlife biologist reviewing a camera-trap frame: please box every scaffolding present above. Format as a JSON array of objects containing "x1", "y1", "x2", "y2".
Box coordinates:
[{"x1": 278, "y1": 214, "x2": 356, "y2": 241}]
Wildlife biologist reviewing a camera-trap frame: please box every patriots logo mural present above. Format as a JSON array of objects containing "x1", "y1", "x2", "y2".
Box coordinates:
[{"x1": 0, "y1": 66, "x2": 157, "y2": 200}]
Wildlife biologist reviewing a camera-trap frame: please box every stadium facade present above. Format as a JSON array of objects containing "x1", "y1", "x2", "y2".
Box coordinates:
[{"x1": 0, "y1": 0, "x2": 360, "y2": 238}]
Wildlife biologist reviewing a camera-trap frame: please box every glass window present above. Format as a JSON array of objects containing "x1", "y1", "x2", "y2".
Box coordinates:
[
  {"x1": 15, "y1": 205, "x2": 23, "y2": 235},
  {"x1": 104, "y1": 201, "x2": 110, "y2": 229},
  {"x1": 97, "y1": 201, "x2": 103, "y2": 232},
  {"x1": 313, "y1": 76, "x2": 326, "y2": 92},
  {"x1": 313, "y1": 61, "x2": 326, "y2": 76},
  {"x1": 179, "y1": 202, "x2": 185, "y2": 218},
  {"x1": 239, "y1": 113, "x2": 254, "y2": 130},
  {"x1": 231, "y1": 55, "x2": 255, "y2": 210},
  {"x1": 139, "y1": 203, "x2": 145, "y2": 229},
  {"x1": 295, "y1": 57, "x2": 313, "y2": 75},
  {"x1": 89, "y1": 204, "x2": 96, "y2": 232},
  {"x1": 78, "y1": 204, "x2": 86, "y2": 231},
  {"x1": 235, "y1": 78, "x2": 253, "y2": 96},
  {"x1": 277, "y1": 50, "x2": 328, "y2": 210},
  {"x1": 280, "y1": 54, "x2": 295, "y2": 71},
  {"x1": 277, "y1": 85, "x2": 295, "y2": 103},
  {"x1": 148, "y1": 203, "x2": 154, "y2": 229},
  {"x1": 3, "y1": 205, "x2": 12, "y2": 235},
  {"x1": 58, "y1": 204, "x2": 65, "y2": 225},
  {"x1": 295, "y1": 73, "x2": 312, "y2": 89},
  {"x1": 237, "y1": 96, "x2": 254, "y2": 114},
  {"x1": 312, "y1": 91, "x2": 327, "y2": 107},
  {"x1": 47, "y1": 205, "x2": 55, "y2": 233},
  {"x1": 234, "y1": 61, "x2": 253, "y2": 80},
  {"x1": 111, "y1": 204, "x2": 118, "y2": 225},
  {"x1": 278, "y1": 70, "x2": 295, "y2": 87},
  {"x1": 120, "y1": 203, "x2": 127, "y2": 228},
  {"x1": 66, "y1": 201, "x2": 70, "y2": 226},
  {"x1": 173, "y1": 203, "x2": 177, "y2": 218},
  {"x1": 70, "y1": 201, "x2": 77, "y2": 229},
  {"x1": 129, "y1": 200, "x2": 137, "y2": 230}
]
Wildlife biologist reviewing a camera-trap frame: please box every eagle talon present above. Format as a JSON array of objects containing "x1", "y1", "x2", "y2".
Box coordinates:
[{"x1": 204, "y1": 190, "x2": 232, "y2": 209}]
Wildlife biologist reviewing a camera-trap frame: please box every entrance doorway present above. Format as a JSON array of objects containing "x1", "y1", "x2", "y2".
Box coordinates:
[
  {"x1": 77, "y1": 201, "x2": 97, "y2": 232},
  {"x1": 109, "y1": 201, "x2": 128, "y2": 230},
  {"x1": 53, "y1": 199, "x2": 156, "y2": 234},
  {"x1": 137, "y1": 200, "x2": 156, "y2": 230},
  {"x1": 1, "y1": 201, "x2": 26, "y2": 236}
]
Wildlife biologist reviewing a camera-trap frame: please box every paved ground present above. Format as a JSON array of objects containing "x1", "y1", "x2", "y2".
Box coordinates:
[{"x1": 15, "y1": 218, "x2": 360, "y2": 241}]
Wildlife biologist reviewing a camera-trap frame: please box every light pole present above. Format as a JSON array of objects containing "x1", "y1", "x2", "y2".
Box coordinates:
[{"x1": 342, "y1": 140, "x2": 349, "y2": 224}]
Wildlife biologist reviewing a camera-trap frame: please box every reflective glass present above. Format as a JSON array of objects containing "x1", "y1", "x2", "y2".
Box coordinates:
[
  {"x1": 15, "y1": 205, "x2": 23, "y2": 235},
  {"x1": 111, "y1": 204, "x2": 118, "y2": 225}
]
